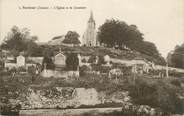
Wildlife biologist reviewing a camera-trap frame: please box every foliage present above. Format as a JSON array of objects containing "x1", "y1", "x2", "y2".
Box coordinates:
[
  {"x1": 98, "y1": 19, "x2": 165, "y2": 65},
  {"x1": 0, "y1": 26, "x2": 39, "y2": 56},
  {"x1": 79, "y1": 65, "x2": 91, "y2": 76},
  {"x1": 98, "y1": 19, "x2": 142, "y2": 47},
  {"x1": 42, "y1": 56, "x2": 55, "y2": 70},
  {"x1": 9, "y1": 67, "x2": 17, "y2": 73},
  {"x1": 97, "y1": 56, "x2": 106, "y2": 65},
  {"x1": 129, "y1": 78, "x2": 184, "y2": 114},
  {"x1": 169, "y1": 43, "x2": 184, "y2": 68},
  {"x1": 81, "y1": 58, "x2": 87, "y2": 63},
  {"x1": 17, "y1": 66, "x2": 27, "y2": 72},
  {"x1": 42, "y1": 47, "x2": 55, "y2": 58},
  {"x1": 27, "y1": 66, "x2": 36, "y2": 75},
  {"x1": 41, "y1": 47, "x2": 55, "y2": 69},
  {"x1": 63, "y1": 31, "x2": 81, "y2": 45},
  {"x1": 65, "y1": 53, "x2": 79, "y2": 71},
  {"x1": 1, "y1": 72, "x2": 184, "y2": 114},
  {"x1": 170, "y1": 79, "x2": 181, "y2": 87},
  {"x1": 88, "y1": 55, "x2": 97, "y2": 63}
]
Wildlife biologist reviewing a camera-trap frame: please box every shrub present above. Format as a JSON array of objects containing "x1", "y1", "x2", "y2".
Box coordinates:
[
  {"x1": 88, "y1": 55, "x2": 97, "y2": 64},
  {"x1": 81, "y1": 58, "x2": 87, "y2": 63},
  {"x1": 9, "y1": 67, "x2": 17, "y2": 73},
  {"x1": 169, "y1": 71, "x2": 184, "y2": 77},
  {"x1": 129, "y1": 78, "x2": 158, "y2": 107},
  {"x1": 128, "y1": 78, "x2": 184, "y2": 114},
  {"x1": 79, "y1": 65, "x2": 91, "y2": 76},
  {"x1": 170, "y1": 79, "x2": 181, "y2": 87},
  {"x1": 17, "y1": 66, "x2": 26, "y2": 73},
  {"x1": 27, "y1": 66, "x2": 36, "y2": 75}
]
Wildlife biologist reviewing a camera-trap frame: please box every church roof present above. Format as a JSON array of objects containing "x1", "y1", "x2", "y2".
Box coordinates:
[{"x1": 48, "y1": 35, "x2": 65, "y2": 45}]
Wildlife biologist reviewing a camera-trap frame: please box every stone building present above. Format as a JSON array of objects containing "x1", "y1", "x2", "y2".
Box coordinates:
[{"x1": 82, "y1": 11, "x2": 98, "y2": 46}]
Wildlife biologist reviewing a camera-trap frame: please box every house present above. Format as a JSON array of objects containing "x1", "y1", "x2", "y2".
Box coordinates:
[
  {"x1": 48, "y1": 35, "x2": 65, "y2": 46},
  {"x1": 47, "y1": 34, "x2": 81, "y2": 47}
]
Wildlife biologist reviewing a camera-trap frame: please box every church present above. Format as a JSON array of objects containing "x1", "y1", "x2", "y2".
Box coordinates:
[{"x1": 82, "y1": 11, "x2": 98, "y2": 46}]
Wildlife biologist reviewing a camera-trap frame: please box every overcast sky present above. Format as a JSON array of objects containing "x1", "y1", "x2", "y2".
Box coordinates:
[{"x1": 0, "y1": 0, "x2": 184, "y2": 57}]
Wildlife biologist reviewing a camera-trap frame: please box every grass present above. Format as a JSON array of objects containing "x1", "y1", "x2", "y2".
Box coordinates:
[{"x1": 48, "y1": 45, "x2": 164, "y2": 65}]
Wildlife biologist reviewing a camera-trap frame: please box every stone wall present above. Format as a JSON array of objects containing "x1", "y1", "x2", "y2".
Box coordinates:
[
  {"x1": 40, "y1": 70, "x2": 79, "y2": 78},
  {"x1": 14, "y1": 87, "x2": 130, "y2": 109}
]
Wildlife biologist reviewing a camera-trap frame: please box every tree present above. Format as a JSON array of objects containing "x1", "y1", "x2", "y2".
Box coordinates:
[
  {"x1": 98, "y1": 19, "x2": 143, "y2": 48},
  {"x1": 65, "y1": 53, "x2": 79, "y2": 71},
  {"x1": 42, "y1": 47, "x2": 55, "y2": 70},
  {"x1": 63, "y1": 31, "x2": 81, "y2": 45},
  {"x1": 42, "y1": 47, "x2": 54, "y2": 58},
  {"x1": 1, "y1": 26, "x2": 39, "y2": 56},
  {"x1": 98, "y1": 19, "x2": 165, "y2": 65},
  {"x1": 169, "y1": 44, "x2": 184, "y2": 68},
  {"x1": 42, "y1": 56, "x2": 55, "y2": 70}
]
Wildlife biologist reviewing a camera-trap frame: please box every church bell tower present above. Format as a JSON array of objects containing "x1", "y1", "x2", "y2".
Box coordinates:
[{"x1": 83, "y1": 11, "x2": 97, "y2": 46}]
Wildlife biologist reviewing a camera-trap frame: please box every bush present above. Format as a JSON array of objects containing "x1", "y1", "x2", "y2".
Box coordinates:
[
  {"x1": 170, "y1": 79, "x2": 181, "y2": 87},
  {"x1": 79, "y1": 65, "x2": 91, "y2": 76},
  {"x1": 129, "y1": 78, "x2": 158, "y2": 107},
  {"x1": 17, "y1": 66, "x2": 26, "y2": 73},
  {"x1": 81, "y1": 58, "x2": 87, "y2": 63},
  {"x1": 88, "y1": 55, "x2": 97, "y2": 64},
  {"x1": 169, "y1": 71, "x2": 184, "y2": 77},
  {"x1": 66, "y1": 53, "x2": 79, "y2": 71},
  {"x1": 128, "y1": 78, "x2": 184, "y2": 114},
  {"x1": 27, "y1": 66, "x2": 36, "y2": 75}
]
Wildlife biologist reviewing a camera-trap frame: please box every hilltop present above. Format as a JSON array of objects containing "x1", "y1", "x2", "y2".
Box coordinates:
[{"x1": 39, "y1": 44, "x2": 166, "y2": 65}]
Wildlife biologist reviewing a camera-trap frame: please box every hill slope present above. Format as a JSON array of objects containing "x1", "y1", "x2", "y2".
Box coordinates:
[{"x1": 42, "y1": 45, "x2": 166, "y2": 65}]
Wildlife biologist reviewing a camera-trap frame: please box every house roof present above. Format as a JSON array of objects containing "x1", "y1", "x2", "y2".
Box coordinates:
[{"x1": 48, "y1": 35, "x2": 65, "y2": 45}]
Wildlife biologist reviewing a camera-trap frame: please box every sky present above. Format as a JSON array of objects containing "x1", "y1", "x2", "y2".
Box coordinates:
[{"x1": 0, "y1": 0, "x2": 184, "y2": 58}]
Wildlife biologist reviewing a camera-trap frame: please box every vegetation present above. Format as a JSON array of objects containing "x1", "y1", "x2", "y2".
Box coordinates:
[
  {"x1": 42, "y1": 56, "x2": 55, "y2": 70},
  {"x1": 0, "y1": 73, "x2": 184, "y2": 114},
  {"x1": 0, "y1": 26, "x2": 41, "y2": 56},
  {"x1": 0, "y1": 25, "x2": 165, "y2": 65},
  {"x1": 169, "y1": 43, "x2": 184, "y2": 68},
  {"x1": 0, "y1": 24, "x2": 183, "y2": 115},
  {"x1": 98, "y1": 19, "x2": 165, "y2": 65},
  {"x1": 63, "y1": 31, "x2": 81, "y2": 45},
  {"x1": 128, "y1": 77, "x2": 184, "y2": 114},
  {"x1": 65, "y1": 53, "x2": 79, "y2": 71}
]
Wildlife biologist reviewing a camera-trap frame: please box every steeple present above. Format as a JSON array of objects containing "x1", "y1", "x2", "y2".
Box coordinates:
[
  {"x1": 83, "y1": 10, "x2": 97, "y2": 46},
  {"x1": 88, "y1": 10, "x2": 94, "y2": 22}
]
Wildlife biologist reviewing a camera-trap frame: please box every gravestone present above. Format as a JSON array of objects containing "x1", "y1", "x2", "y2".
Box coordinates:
[
  {"x1": 77, "y1": 54, "x2": 81, "y2": 66},
  {"x1": 16, "y1": 55, "x2": 25, "y2": 67},
  {"x1": 54, "y1": 50, "x2": 66, "y2": 70},
  {"x1": 104, "y1": 55, "x2": 111, "y2": 65}
]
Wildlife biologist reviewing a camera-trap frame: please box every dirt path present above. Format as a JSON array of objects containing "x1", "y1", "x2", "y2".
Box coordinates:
[{"x1": 20, "y1": 107, "x2": 122, "y2": 116}]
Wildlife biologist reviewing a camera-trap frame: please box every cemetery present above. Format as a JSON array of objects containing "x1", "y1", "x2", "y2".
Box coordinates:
[{"x1": 0, "y1": 9, "x2": 184, "y2": 116}]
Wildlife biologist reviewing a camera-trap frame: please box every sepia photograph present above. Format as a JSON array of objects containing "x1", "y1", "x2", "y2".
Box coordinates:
[{"x1": 0, "y1": 0, "x2": 184, "y2": 115}]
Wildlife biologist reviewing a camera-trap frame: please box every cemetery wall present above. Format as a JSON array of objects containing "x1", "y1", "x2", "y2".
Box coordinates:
[{"x1": 11, "y1": 87, "x2": 130, "y2": 109}]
